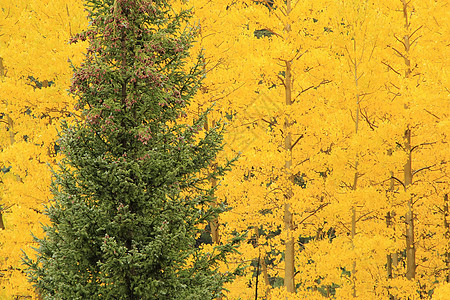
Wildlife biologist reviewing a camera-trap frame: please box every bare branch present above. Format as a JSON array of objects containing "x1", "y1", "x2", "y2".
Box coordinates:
[
  {"x1": 423, "y1": 109, "x2": 440, "y2": 120},
  {"x1": 381, "y1": 61, "x2": 401, "y2": 76},
  {"x1": 294, "y1": 49, "x2": 308, "y2": 61},
  {"x1": 360, "y1": 108, "x2": 377, "y2": 130},
  {"x1": 260, "y1": 28, "x2": 283, "y2": 38},
  {"x1": 293, "y1": 79, "x2": 331, "y2": 102},
  {"x1": 261, "y1": 118, "x2": 277, "y2": 128},
  {"x1": 290, "y1": 134, "x2": 304, "y2": 150},
  {"x1": 393, "y1": 34, "x2": 407, "y2": 50},
  {"x1": 412, "y1": 164, "x2": 437, "y2": 176},
  {"x1": 391, "y1": 176, "x2": 405, "y2": 189},
  {"x1": 209, "y1": 83, "x2": 245, "y2": 103},
  {"x1": 297, "y1": 203, "x2": 329, "y2": 226},
  {"x1": 204, "y1": 59, "x2": 224, "y2": 74},
  {"x1": 388, "y1": 45, "x2": 408, "y2": 60},
  {"x1": 410, "y1": 35, "x2": 422, "y2": 48},
  {"x1": 344, "y1": 45, "x2": 355, "y2": 67},
  {"x1": 411, "y1": 141, "x2": 437, "y2": 152},
  {"x1": 339, "y1": 221, "x2": 351, "y2": 234},
  {"x1": 294, "y1": 158, "x2": 310, "y2": 167},
  {"x1": 277, "y1": 75, "x2": 286, "y2": 87},
  {"x1": 356, "y1": 210, "x2": 376, "y2": 223}
]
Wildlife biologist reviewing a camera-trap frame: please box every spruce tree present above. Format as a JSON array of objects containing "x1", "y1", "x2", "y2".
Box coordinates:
[{"x1": 24, "y1": 0, "x2": 240, "y2": 299}]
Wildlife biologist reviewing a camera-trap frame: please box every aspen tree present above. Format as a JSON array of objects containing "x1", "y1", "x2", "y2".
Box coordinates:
[
  {"x1": 0, "y1": 1, "x2": 87, "y2": 298},
  {"x1": 193, "y1": 1, "x2": 334, "y2": 298},
  {"x1": 283, "y1": 0, "x2": 295, "y2": 293},
  {"x1": 379, "y1": 0, "x2": 449, "y2": 296}
]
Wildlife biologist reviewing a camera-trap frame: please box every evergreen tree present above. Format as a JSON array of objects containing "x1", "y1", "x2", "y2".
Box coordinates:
[{"x1": 23, "y1": 0, "x2": 240, "y2": 299}]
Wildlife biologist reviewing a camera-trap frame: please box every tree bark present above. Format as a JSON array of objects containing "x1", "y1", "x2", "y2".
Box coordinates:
[
  {"x1": 0, "y1": 57, "x2": 4, "y2": 231},
  {"x1": 0, "y1": 210, "x2": 4, "y2": 230},
  {"x1": 400, "y1": 0, "x2": 415, "y2": 281},
  {"x1": 261, "y1": 252, "x2": 271, "y2": 297},
  {"x1": 386, "y1": 171, "x2": 398, "y2": 300},
  {"x1": 404, "y1": 129, "x2": 415, "y2": 280},
  {"x1": 204, "y1": 119, "x2": 220, "y2": 244},
  {"x1": 283, "y1": 59, "x2": 295, "y2": 294},
  {"x1": 283, "y1": 0, "x2": 295, "y2": 293},
  {"x1": 444, "y1": 194, "x2": 449, "y2": 283},
  {"x1": 254, "y1": 227, "x2": 271, "y2": 297},
  {"x1": 0, "y1": 56, "x2": 4, "y2": 77},
  {"x1": 350, "y1": 36, "x2": 360, "y2": 298}
]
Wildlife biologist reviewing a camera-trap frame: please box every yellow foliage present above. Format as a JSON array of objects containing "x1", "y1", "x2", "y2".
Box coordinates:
[
  {"x1": 0, "y1": 0, "x2": 87, "y2": 298},
  {"x1": 0, "y1": 0, "x2": 448, "y2": 298},
  {"x1": 189, "y1": 0, "x2": 449, "y2": 298}
]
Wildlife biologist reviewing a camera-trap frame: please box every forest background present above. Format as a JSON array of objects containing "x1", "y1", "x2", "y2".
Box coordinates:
[{"x1": 0, "y1": 0, "x2": 448, "y2": 299}]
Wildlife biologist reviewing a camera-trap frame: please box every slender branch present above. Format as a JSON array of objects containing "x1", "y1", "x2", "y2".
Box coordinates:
[
  {"x1": 381, "y1": 61, "x2": 401, "y2": 76},
  {"x1": 290, "y1": 134, "x2": 304, "y2": 150},
  {"x1": 360, "y1": 108, "x2": 377, "y2": 130},
  {"x1": 393, "y1": 34, "x2": 407, "y2": 50},
  {"x1": 293, "y1": 79, "x2": 331, "y2": 103},
  {"x1": 412, "y1": 164, "x2": 436, "y2": 176},
  {"x1": 344, "y1": 45, "x2": 355, "y2": 67},
  {"x1": 391, "y1": 176, "x2": 405, "y2": 189},
  {"x1": 356, "y1": 210, "x2": 375, "y2": 223},
  {"x1": 259, "y1": 27, "x2": 283, "y2": 38},
  {"x1": 204, "y1": 59, "x2": 224, "y2": 74},
  {"x1": 277, "y1": 75, "x2": 286, "y2": 87},
  {"x1": 388, "y1": 45, "x2": 408, "y2": 60},
  {"x1": 297, "y1": 203, "x2": 329, "y2": 226},
  {"x1": 411, "y1": 141, "x2": 437, "y2": 152},
  {"x1": 294, "y1": 158, "x2": 310, "y2": 167},
  {"x1": 410, "y1": 25, "x2": 423, "y2": 40},
  {"x1": 423, "y1": 109, "x2": 440, "y2": 120},
  {"x1": 410, "y1": 35, "x2": 422, "y2": 48},
  {"x1": 294, "y1": 49, "x2": 308, "y2": 61},
  {"x1": 209, "y1": 83, "x2": 245, "y2": 103},
  {"x1": 339, "y1": 221, "x2": 351, "y2": 234}
]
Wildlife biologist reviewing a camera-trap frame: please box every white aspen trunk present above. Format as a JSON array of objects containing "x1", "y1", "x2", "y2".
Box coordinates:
[
  {"x1": 283, "y1": 0, "x2": 295, "y2": 294},
  {"x1": 350, "y1": 37, "x2": 360, "y2": 298},
  {"x1": 404, "y1": 129, "x2": 415, "y2": 280},
  {"x1": 444, "y1": 194, "x2": 450, "y2": 283},
  {"x1": 400, "y1": 0, "x2": 415, "y2": 281},
  {"x1": 284, "y1": 59, "x2": 295, "y2": 294},
  {"x1": 203, "y1": 119, "x2": 220, "y2": 244}
]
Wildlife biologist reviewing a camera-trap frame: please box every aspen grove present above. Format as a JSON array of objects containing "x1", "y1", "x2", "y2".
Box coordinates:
[{"x1": 0, "y1": 0, "x2": 448, "y2": 299}]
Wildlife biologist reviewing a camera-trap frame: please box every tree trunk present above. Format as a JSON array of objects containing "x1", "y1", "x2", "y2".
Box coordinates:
[
  {"x1": 204, "y1": 119, "x2": 220, "y2": 244},
  {"x1": 0, "y1": 56, "x2": 4, "y2": 77},
  {"x1": 351, "y1": 207, "x2": 356, "y2": 297},
  {"x1": 7, "y1": 115, "x2": 15, "y2": 145},
  {"x1": 254, "y1": 227, "x2": 271, "y2": 297},
  {"x1": 404, "y1": 129, "x2": 415, "y2": 280},
  {"x1": 210, "y1": 162, "x2": 219, "y2": 244},
  {"x1": 0, "y1": 210, "x2": 4, "y2": 230},
  {"x1": 283, "y1": 58, "x2": 295, "y2": 294},
  {"x1": 400, "y1": 0, "x2": 415, "y2": 281},
  {"x1": 444, "y1": 194, "x2": 449, "y2": 283},
  {"x1": 350, "y1": 36, "x2": 360, "y2": 298},
  {"x1": 0, "y1": 56, "x2": 5, "y2": 230},
  {"x1": 261, "y1": 252, "x2": 271, "y2": 297},
  {"x1": 386, "y1": 210, "x2": 398, "y2": 300},
  {"x1": 386, "y1": 171, "x2": 398, "y2": 300},
  {"x1": 283, "y1": 1, "x2": 295, "y2": 293}
]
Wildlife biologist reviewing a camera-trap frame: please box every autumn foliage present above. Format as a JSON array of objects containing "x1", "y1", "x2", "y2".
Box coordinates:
[
  {"x1": 0, "y1": 0, "x2": 448, "y2": 299},
  {"x1": 0, "y1": 1, "x2": 87, "y2": 298}
]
